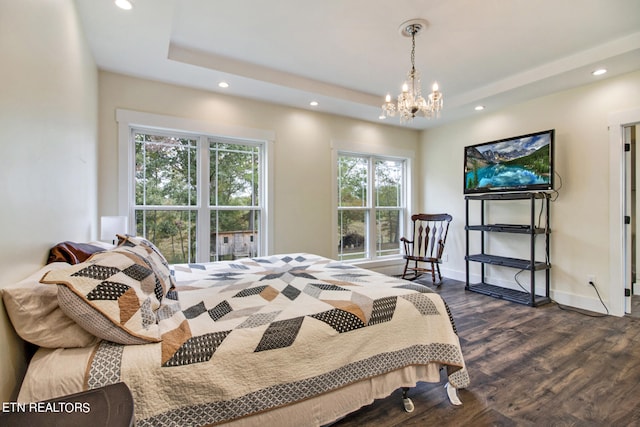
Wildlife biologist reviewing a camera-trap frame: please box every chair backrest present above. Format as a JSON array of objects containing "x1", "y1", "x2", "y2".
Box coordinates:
[{"x1": 406, "y1": 213, "x2": 452, "y2": 259}]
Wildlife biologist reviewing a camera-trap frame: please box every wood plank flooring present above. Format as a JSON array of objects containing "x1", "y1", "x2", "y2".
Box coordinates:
[
  {"x1": 630, "y1": 295, "x2": 640, "y2": 318},
  {"x1": 333, "y1": 278, "x2": 640, "y2": 426}
]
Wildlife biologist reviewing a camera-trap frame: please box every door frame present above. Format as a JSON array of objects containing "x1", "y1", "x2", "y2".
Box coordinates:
[{"x1": 610, "y1": 107, "x2": 640, "y2": 316}]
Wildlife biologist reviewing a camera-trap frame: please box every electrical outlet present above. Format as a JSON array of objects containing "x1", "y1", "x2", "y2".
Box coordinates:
[
  {"x1": 442, "y1": 253, "x2": 448, "y2": 262},
  {"x1": 586, "y1": 275, "x2": 596, "y2": 286}
]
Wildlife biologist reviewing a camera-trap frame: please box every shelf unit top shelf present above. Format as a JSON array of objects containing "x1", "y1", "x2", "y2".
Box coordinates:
[{"x1": 464, "y1": 191, "x2": 551, "y2": 201}]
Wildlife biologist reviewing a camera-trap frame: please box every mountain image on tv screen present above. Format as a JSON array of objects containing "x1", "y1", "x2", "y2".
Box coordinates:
[{"x1": 464, "y1": 130, "x2": 553, "y2": 194}]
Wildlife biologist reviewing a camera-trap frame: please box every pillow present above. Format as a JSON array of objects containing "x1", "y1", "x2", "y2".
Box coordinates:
[
  {"x1": 40, "y1": 249, "x2": 163, "y2": 345},
  {"x1": 2, "y1": 263, "x2": 99, "y2": 348},
  {"x1": 116, "y1": 234, "x2": 176, "y2": 296},
  {"x1": 117, "y1": 234, "x2": 163, "y2": 255},
  {"x1": 46, "y1": 241, "x2": 108, "y2": 265}
]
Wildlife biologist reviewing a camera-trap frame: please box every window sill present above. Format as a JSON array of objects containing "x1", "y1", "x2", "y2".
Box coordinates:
[{"x1": 347, "y1": 256, "x2": 405, "y2": 275}]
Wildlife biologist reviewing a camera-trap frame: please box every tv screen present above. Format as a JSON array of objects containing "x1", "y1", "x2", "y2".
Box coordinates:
[{"x1": 464, "y1": 129, "x2": 554, "y2": 194}]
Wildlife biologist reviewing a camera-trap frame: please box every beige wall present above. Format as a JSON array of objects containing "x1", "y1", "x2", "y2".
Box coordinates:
[
  {"x1": 98, "y1": 72, "x2": 419, "y2": 259},
  {"x1": 0, "y1": 0, "x2": 98, "y2": 400},
  {"x1": 420, "y1": 70, "x2": 640, "y2": 314}
]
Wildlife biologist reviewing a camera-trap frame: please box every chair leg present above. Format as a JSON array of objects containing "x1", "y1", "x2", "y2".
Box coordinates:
[
  {"x1": 431, "y1": 262, "x2": 436, "y2": 283},
  {"x1": 436, "y1": 263, "x2": 443, "y2": 283},
  {"x1": 402, "y1": 260, "x2": 410, "y2": 279}
]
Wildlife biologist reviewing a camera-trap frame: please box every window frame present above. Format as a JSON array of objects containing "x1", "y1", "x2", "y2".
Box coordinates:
[
  {"x1": 116, "y1": 109, "x2": 275, "y2": 263},
  {"x1": 208, "y1": 137, "x2": 263, "y2": 261},
  {"x1": 332, "y1": 140, "x2": 415, "y2": 268}
]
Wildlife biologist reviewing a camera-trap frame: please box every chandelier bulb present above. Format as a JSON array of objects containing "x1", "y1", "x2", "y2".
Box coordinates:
[
  {"x1": 432, "y1": 82, "x2": 439, "y2": 92},
  {"x1": 385, "y1": 93, "x2": 392, "y2": 102},
  {"x1": 402, "y1": 83, "x2": 409, "y2": 93}
]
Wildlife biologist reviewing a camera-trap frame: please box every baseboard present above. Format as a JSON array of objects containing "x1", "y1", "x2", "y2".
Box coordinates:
[
  {"x1": 551, "y1": 288, "x2": 610, "y2": 315},
  {"x1": 439, "y1": 266, "x2": 466, "y2": 283},
  {"x1": 442, "y1": 268, "x2": 611, "y2": 315},
  {"x1": 374, "y1": 264, "x2": 468, "y2": 280}
]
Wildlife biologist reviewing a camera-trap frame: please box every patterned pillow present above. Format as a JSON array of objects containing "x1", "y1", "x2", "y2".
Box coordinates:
[
  {"x1": 117, "y1": 235, "x2": 176, "y2": 298},
  {"x1": 40, "y1": 249, "x2": 162, "y2": 345}
]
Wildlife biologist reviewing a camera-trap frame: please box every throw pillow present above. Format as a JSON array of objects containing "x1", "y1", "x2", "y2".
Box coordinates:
[{"x1": 41, "y1": 249, "x2": 163, "y2": 345}]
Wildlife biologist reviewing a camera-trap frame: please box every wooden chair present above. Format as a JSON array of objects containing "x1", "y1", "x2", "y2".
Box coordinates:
[{"x1": 400, "y1": 213, "x2": 452, "y2": 283}]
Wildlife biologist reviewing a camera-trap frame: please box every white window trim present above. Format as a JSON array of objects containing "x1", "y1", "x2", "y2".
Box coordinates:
[
  {"x1": 330, "y1": 139, "x2": 416, "y2": 269},
  {"x1": 116, "y1": 109, "x2": 275, "y2": 260}
]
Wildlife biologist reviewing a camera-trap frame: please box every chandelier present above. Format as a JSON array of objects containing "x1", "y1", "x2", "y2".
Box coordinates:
[{"x1": 382, "y1": 19, "x2": 443, "y2": 123}]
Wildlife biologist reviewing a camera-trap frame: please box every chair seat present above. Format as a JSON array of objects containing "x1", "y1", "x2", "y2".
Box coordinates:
[{"x1": 404, "y1": 255, "x2": 440, "y2": 263}]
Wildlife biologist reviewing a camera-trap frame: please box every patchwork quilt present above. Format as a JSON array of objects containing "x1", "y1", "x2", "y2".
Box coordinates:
[{"x1": 84, "y1": 253, "x2": 469, "y2": 426}]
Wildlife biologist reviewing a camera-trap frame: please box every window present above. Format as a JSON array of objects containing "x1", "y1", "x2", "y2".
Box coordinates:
[
  {"x1": 129, "y1": 129, "x2": 266, "y2": 264},
  {"x1": 209, "y1": 140, "x2": 261, "y2": 262},
  {"x1": 337, "y1": 153, "x2": 406, "y2": 261},
  {"x1": 134, "y1": 131, "x2": 198, "y2": 264}
]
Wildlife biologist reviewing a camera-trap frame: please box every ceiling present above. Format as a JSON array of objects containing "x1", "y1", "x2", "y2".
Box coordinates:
[{"x1": 74, "y1": 0, "x2": 640, "y2": 130}]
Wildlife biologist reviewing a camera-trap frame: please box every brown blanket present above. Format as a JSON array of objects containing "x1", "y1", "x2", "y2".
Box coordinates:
[{"x1": 46, "y1": 241, "x2": 106, "y2": 265}]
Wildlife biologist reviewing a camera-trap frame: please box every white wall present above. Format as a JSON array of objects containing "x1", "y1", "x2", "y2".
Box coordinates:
[
  {"x1": 98, "y1": 72, "x2": 419, "y2": 260},
  {"x1": 0, "y1": 0, "x2": 98, "y2": 400},
  {"x1": 421, "y1": 70, "x2": 640, "y2": 314}
]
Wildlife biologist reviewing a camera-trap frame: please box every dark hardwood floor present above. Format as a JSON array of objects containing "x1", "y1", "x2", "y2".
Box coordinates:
[
  {"x1": 630, "y1": 295, "x2": 640, "y2": 318},
  {"x1": 333, "y1": 278, "x2": 640, "y2": 426}
]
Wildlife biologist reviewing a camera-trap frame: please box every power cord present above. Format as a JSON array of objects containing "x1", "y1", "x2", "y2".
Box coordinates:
[
  {"x1": 588, "y1": 279, "x2": 610, "y2": 315},
  {"x1": 555, "y1": 279, "x2": 609, "y2": 317},
  {"x1": 536, "y1": 196, "x2": 545, "y2": 229},
  {"x1": 513, "y1": 268, "x2": 529, "y2": 294},
  {"x1": 549, "y1": 171, "x2": 563, "y2": 202}
]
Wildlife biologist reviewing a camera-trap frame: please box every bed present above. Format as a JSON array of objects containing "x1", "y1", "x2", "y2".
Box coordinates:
[{"x1": 3, "y1": 236, "x2": 469, "y2": 426}]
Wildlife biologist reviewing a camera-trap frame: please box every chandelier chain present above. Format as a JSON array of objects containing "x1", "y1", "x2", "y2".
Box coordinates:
[{"x1": 410, "y1": 28, "x2": 416, "y2": 72}]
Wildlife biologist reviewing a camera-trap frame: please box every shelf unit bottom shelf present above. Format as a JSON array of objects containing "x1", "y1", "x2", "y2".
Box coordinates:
[{"x1": 466, "y1": 282, "x2": 551, "y2": 307}]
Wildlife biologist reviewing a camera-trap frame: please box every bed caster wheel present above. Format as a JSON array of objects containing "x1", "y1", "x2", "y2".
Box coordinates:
[
  {"x1": 445, "y1": 382, "x2": 462, "y2": 406},
  {"x1": 400, "y1": 388, "x2": 414, "y2": 412},
  {"x1": 402, "y1": 397, "x2": 415, "y2": 413}
]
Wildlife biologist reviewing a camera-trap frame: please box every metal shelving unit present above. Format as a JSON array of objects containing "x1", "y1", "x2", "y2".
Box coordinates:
[{"x1": 465, "y1": 192, "x2": 551, "y2": 306}]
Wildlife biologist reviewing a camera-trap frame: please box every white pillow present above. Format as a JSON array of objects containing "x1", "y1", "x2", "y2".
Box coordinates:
[{"x1": 2, "y1": 263, "x2": 99, "y2": 348}]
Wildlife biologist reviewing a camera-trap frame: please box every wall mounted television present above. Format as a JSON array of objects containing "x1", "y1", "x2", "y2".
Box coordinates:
[{"x1": 464, "y1": 129, "x2": 555, "y2": 194}]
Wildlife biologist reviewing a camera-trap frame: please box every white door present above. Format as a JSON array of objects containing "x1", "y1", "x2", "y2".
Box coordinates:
[
  {"x1": 632, "y1": 125, "x2": 640, "y2": 314},
  {"x1": 624, "y1": 125, "x2": 633, "y2": 313},
  {"x1": 624, "y1": 124, "x2": 639, "y2": 315},
  {"x1": 611, "y1": 108, "x2": 640, "y2": 317}
]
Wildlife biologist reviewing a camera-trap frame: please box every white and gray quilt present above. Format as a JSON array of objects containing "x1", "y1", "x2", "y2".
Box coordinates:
[{"x1": 83, "y1": 253, "x2": 469, "y2": 426}]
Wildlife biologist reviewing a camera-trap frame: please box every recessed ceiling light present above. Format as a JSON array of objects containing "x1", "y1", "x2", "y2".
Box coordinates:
[
  {"x1": 115, "y1": 0, "x2": 133, "y2": 10},
  {"x1": 592, "y1": 68, "x2": 607, "y2": 76},
  {"x1": 475, "y1": 105, "x2": 485, "y2": 111},
  {"x1": 309, "y1": 101, "x2": 319, "y2": 107},
  {"x1": 218, "y1": 81, "x2": 229, "y2": 88}
]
